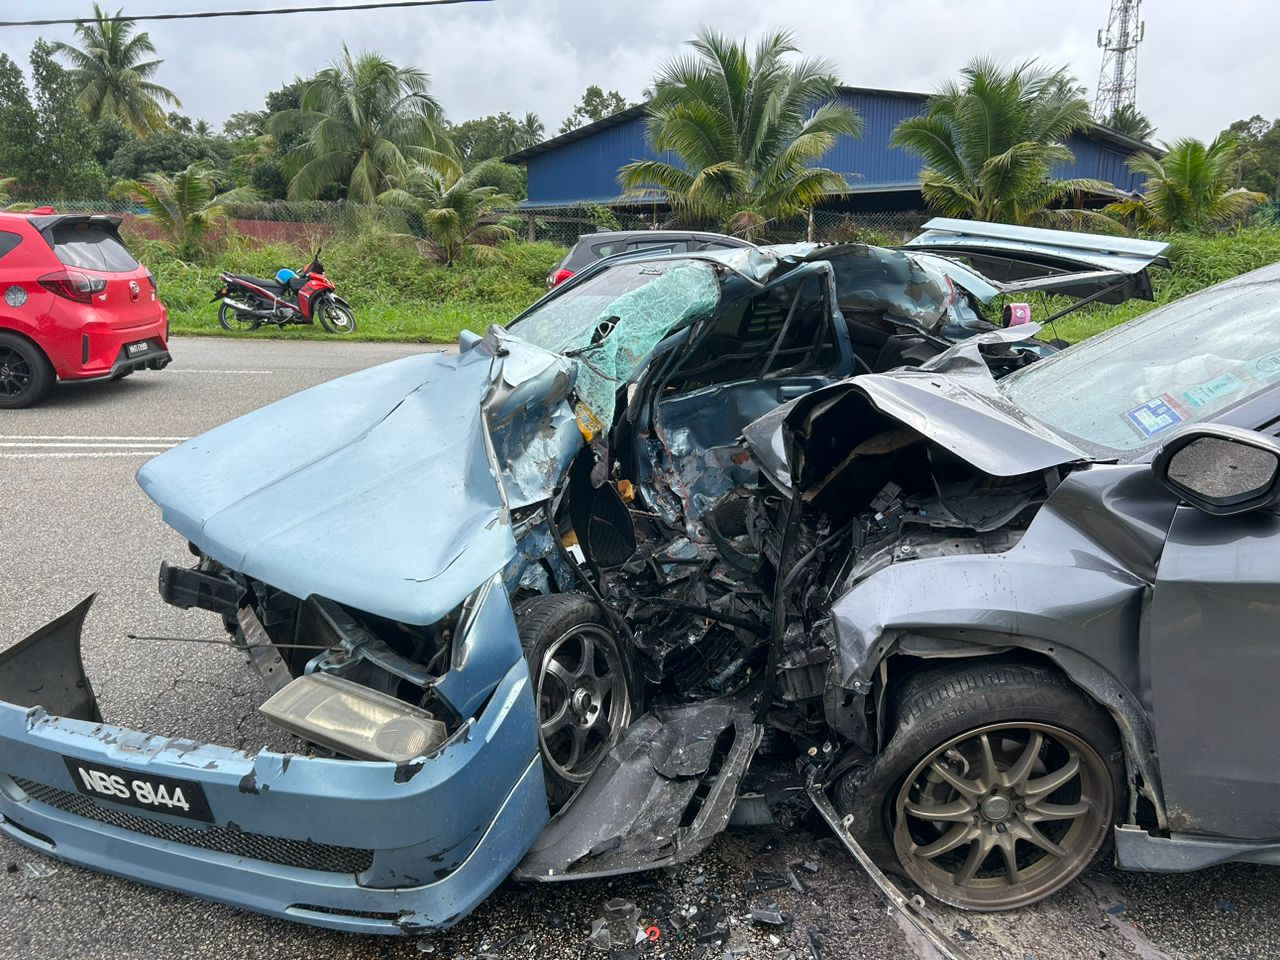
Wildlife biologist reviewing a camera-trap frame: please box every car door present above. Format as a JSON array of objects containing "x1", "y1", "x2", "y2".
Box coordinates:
[
  {"x1": 1146, "y1": 491, "x2": 1280, "y2": 839},
  {"x1": 641, "y1": 265, "x2": 850, "y2": 531}
]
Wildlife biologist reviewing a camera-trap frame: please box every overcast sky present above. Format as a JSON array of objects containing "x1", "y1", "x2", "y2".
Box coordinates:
[{"x1": 0, "y1": 0, "x2": 1271, "y2": 142}]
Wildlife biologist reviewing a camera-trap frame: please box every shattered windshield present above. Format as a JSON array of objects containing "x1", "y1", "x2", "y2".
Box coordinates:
[
  {"x1": 999, "y1": 270, "x2": 1280, "y2": 456},
  {"x1": 508, "y1": 259, "x2": 720, "y2": 424}
]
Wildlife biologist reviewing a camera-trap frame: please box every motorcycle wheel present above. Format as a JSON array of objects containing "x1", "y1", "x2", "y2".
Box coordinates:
[
  {"x1": 218, "y1": 302, "x2": 261, "y2": 332},
  {"x1": 316, "y1": 297, "x2": 357, "y2": 335}
]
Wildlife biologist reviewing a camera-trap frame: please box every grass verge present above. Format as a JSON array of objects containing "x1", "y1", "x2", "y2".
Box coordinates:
[{"x1": 139, "y1": 232, "x2": 567, "y2": 343}]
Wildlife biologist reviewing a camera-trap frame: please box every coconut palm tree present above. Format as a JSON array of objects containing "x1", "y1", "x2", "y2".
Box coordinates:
[
  {"x1": 1102, "y1": 103, "x2": 1155, "y2": 142},
  {"x1": 269, "y1": 46, "x2": 456, "y2": 203},
  {"x1": 51, "y1": 3, "x2": 179, "y2": 136},
  {"x1": 619, "y1": 30, "x2": 861, "y2": 237},
  {"x1": 892, "y1": 58, "x2": 1112, "y2": 226},
  {"x1": 114, "y1": 161, "x2": 254, "y2": 259},
  {"x1": 1104, "y1": 135, "x2": 1267, "y2": 232},
  {"x1": 378, "y1": 164, "x2": 514, "y2": 266},
  {"x1": 517, "y1": 112, "x2": 544, "y2": 149}
]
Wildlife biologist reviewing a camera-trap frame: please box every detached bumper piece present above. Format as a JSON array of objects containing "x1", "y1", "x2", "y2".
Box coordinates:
[
  {"x1": 516, "y1": 697, "x2": 762, "y2": 880},
  {"x1": 0, "y1": 597, "x2": 549, "y2": 935}
]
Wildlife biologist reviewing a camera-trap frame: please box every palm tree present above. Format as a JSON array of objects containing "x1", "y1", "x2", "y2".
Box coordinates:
[
  {"x1": 113, "y1": 161, "x2": 254, "y2": 259},
  {"x1": 619, "y1": 30, "x2": 861, "y2": 237},
  {"x1": 517, "y1": 112, "x2": 544, "y2": 149},
  {"x1": 51, "y1": 3, "x2": 179, "y2": 136},
  {"x1": 1104, "y1": 135, "x2": 1266, "y2": 232},
  {"x1": 378, "y1": 164, "x2": 514, "y2": 266},
  {"x1": 269, "y1": 46, "x2": 456, "y2": 203},
  {"x1": 1102, "y1": 103, "x2": 1155, "y2": 142},
  {"x1": 892, "y1": 58, "x2": 1111, "y2": 226}
]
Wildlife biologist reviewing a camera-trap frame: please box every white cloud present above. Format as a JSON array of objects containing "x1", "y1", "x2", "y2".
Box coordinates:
[{"x1": 0, "y1": 0, "x2": 1273, "y2": 142}]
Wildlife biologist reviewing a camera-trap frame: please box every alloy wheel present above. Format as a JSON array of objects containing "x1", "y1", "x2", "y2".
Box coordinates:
[
  {"x1": 535, "y1": 624, "x2": 631, "y2": 785},
  {"x1": 0, "y1": 346, "x2": 32, "y2": 399},
  {"x1": 892, "y1": 721, "x2": 1112, "y2": 910}
]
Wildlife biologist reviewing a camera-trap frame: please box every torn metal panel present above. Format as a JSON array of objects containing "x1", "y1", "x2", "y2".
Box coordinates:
[
  {"x1": 801, "y1": 243, "x2": 952, "y2": 333},
  {"x1": 906, "y1": 216, "x2": 1171, "y2": 277},
  {"x1": 514, "y1": 698, "x2": 762, "y2": 880},
  {"x1": 0, "y1": 595, "x2": 99, "y2": 722}
]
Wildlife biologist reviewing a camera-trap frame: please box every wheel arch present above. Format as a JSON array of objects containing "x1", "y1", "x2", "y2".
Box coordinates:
[
  {"x1": 0, "y1": 325, "x2": 56, "y2": 374},
  {"x1": 872, "y1": 632, "x2": 1165, "y2": 832}
]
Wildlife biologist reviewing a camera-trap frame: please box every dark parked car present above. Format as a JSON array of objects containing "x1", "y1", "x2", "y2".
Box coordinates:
[
  {"x1": 546, "y1": 228, "x2": 755, "y2": 287},
  {"x1": 2, "y1": 221, "x2": 1200, "y2": 940}
]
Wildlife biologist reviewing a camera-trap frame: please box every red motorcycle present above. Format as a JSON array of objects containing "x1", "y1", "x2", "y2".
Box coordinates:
[{"x1": 214, "y1": 250, "x2": 356, "y2": 334}]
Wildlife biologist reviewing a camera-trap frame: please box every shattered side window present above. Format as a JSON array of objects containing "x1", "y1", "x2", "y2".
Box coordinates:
[
  {"x1": 508, "y1": 260, "x2": 720, "y2": 424},
  {"x1": 827, "y1": 246, "x2": 950, "y2": 332}
]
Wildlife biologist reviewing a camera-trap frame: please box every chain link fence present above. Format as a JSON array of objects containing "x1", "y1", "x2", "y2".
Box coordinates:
[{"x1": 11, "y1": 197, "x2": 931, "y2": 250}]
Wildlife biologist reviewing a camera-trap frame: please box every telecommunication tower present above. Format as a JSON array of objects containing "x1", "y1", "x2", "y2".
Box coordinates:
[{"x1": 1094, "y1": 0, "x2": 1145, "y2": 118}]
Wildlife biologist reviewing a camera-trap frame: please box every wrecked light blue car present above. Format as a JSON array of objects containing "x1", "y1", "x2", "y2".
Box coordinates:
[{"x1": 0, "y1": 221, "x2": 1168, "y2": 934}]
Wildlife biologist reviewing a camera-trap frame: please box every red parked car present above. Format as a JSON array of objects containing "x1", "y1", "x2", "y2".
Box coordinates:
[{"x1": 0, "y1": 210, "x2": 170, "y2": 408}]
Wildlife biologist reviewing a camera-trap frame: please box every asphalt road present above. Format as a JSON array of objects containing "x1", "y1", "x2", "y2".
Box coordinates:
[{"x1": 1, "y1": 337, "x2": 1277, "y2": 960}]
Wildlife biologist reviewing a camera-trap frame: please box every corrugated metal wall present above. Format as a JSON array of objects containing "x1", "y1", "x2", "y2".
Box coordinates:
[
  {"x1": 1059, "y1": 134, "x2": 1144, "y2": 193},
  {"x1": 524, "y1": 90, "x2": 1145, "y2": 208},
  {"x1": 526, "y1": 117, "x2": 653, "y2": 206}
]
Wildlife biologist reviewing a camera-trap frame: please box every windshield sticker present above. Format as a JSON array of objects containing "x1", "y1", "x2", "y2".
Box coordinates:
[
  {"x1": 1126, "y1": 395, "x2": 1184, "y2": 438},
  {"x1": 1251, "y1": 349, "x2": 1280, "y2": 382},
  {"x1": 1182, "y1": 372, "x2": 1246, "y2": 409}
]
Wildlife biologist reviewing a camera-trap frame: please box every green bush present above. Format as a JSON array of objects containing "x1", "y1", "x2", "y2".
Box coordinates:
[{"x1": 134, "y1": 226, "x2": 565, "y2": 342}]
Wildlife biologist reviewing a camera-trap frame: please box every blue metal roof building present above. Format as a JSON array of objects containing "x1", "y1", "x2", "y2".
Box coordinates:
[{"x1": 507, "y1": 86, "x2": 1150, "y2": 211}]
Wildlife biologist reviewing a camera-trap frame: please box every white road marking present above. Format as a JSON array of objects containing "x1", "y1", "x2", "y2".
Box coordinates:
[
  {"x1": 167, "y1": 368, "x2": 272, "y2": 374},
  {"x1": 0, "y1": 451, "x2": 171, "y2": 458},
  {"x1": 0, "y1": 435, "x2": 190, "y2": 441},
  {"x1": 0, "y1": 442, "x2": 180, "y2": 449}
]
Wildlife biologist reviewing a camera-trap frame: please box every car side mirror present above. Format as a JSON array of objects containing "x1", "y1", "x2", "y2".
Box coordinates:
[{"x1": 1152, "y1": 425, "x2": 1280, "y2": 516}]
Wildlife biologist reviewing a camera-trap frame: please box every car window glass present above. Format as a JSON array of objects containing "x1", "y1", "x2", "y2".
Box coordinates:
[
  {"x1": 507, "y1": 259, "x2": 721, "y2": 425},
  {"x1": 0, "y1": 230, "x2": 21, "y2": 262},
  {"x1": 1000, "y1": 273, "x2": 1280, "y2": 456},
  {"x1": 624, "y1": 241, "x2": 681, "y2": 256},
  {"x1": 50, "y1": 223, "x2": 139, "y2": 272}
]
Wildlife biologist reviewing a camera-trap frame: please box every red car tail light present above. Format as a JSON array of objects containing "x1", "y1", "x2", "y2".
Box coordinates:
[
  {"x1": 39, "y1": 270, "x2": 107, "y2": 304},
  {"x1": 549, "y1": 268, "x2": 575, "y2": 288}
]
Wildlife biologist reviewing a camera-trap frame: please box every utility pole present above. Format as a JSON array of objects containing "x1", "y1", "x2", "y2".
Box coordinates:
[{"x1": 1094, "y1": 0, "x2": 1145, "y2": 119}]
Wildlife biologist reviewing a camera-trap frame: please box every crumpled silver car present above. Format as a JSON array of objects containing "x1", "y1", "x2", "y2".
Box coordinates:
[{"x1": 1, "y1": 219, "x2": 1212, "y2": 939}]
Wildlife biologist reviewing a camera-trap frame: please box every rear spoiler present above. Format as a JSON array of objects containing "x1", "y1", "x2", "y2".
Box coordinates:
[{"x1": 28, "y1": 213, "x2": 126, "y2": 249}]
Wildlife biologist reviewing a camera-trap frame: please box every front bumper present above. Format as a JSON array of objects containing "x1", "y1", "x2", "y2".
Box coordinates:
[{"x1": 0, "y1": 599, "x2": 549, "y2": 935}]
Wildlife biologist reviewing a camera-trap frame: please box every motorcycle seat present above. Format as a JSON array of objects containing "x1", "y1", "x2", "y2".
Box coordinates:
[{"x1": 228, "y1": 274, "x2": 286, "y2": 292}]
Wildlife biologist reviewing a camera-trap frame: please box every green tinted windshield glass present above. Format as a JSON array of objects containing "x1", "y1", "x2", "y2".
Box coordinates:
[
  {"x1": 999, "y1": 270, "x2": 1280, "y2": 455},
  {"x1": 508, "y1": 260, "x2": 720, "y2": 424}
]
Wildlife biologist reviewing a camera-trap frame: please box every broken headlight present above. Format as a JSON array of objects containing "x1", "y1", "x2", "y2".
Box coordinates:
[{"x1": 260, "y1": 672, "x2": 448, "y2": 762}]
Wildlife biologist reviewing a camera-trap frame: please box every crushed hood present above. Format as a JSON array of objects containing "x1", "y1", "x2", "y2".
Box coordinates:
[
  {"x1": 138, "y1": 337, "x2": 580, "y2": 625},
  {"x1": 745, "y1": 329, "x2": 1090, "y2": 489}
]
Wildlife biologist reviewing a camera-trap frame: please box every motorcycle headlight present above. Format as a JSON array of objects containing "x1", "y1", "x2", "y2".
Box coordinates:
[{"x1": 260, "y1": 672, "x2": 447, "y2": 762}]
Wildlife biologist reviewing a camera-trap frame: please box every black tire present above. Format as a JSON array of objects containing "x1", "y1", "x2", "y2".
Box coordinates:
[
  {"x1": 218, "y1": 301, "x2": 261, "y2": 332},
  {"x1": 836, "y1": 661, "x2": 1123, "y2": 911},
  {"x1": 315, "y1": 296, "x2": 356, "y2": 334},
  {"x1": 0, "y1": 332, "x2": 54, "y2": 409},
  {"x1": 515, "y1": 593, "x2": 636, "y2": 810}
]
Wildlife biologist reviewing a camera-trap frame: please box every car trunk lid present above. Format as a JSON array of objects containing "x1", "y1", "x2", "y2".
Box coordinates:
[{"x1": 904, "y1": 216, "x2": 1171, "y2": 306}]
